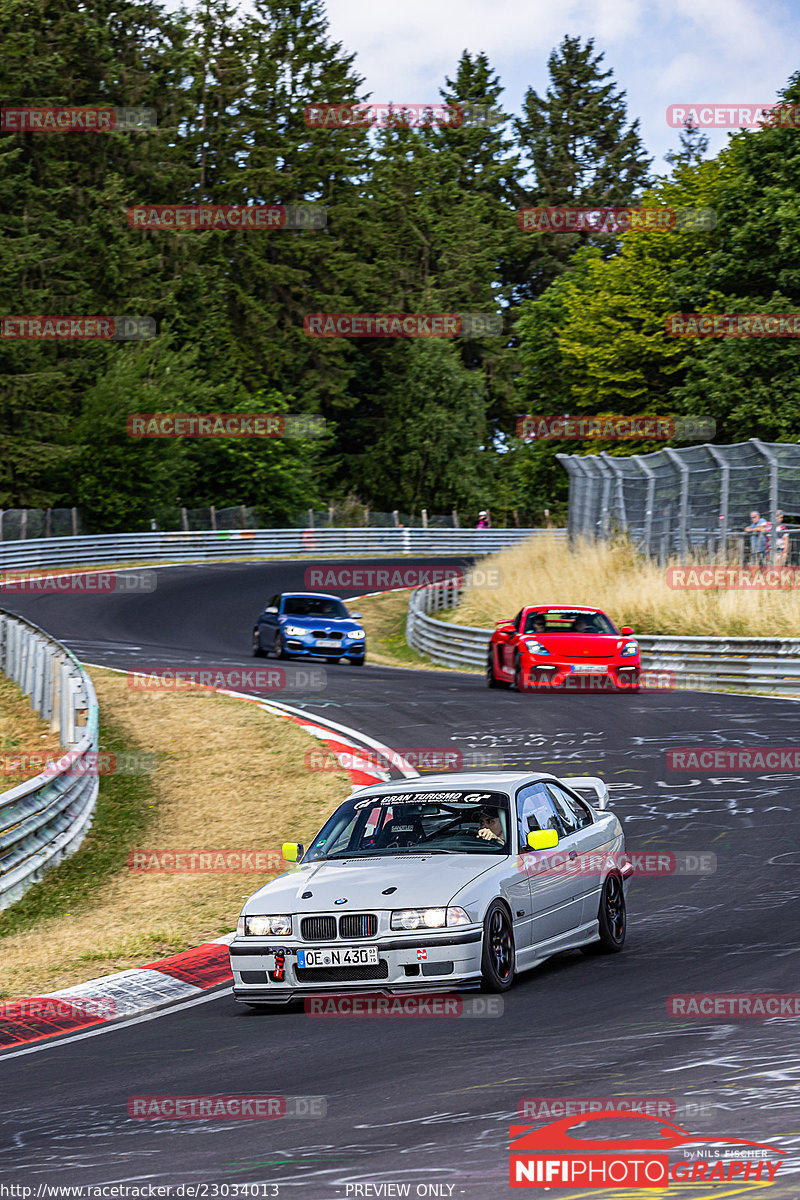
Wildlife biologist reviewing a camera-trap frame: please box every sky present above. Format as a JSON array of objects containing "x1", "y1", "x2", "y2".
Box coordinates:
[{"x1": 318, "y1": 0, "x2": 800, "y2": 170}]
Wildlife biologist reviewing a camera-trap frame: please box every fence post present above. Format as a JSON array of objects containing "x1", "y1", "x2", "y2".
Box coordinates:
[
  {"x1": 20, "y1": 510, "x2": 27, "y2": 540},
  {"x1": 637, "y1": 458, "x2": 656, "y2": 557},
  {"x1": 421, "y1": 508, "x2": 428, "y2": 529},
  {"x1": 663, "y1": 448, "x2": 689, "y2": 558},
  {"x1": 0, "y1": 510, "x2": 3, "y2": 541},
  {"x1": 328, "y1": 503, "x2": 334, "y2": 525},
  {"x1": 307, "y1": 508, "x2": 314, "y2": 528},
  {"x1": 750, "y1": 438, "x2": 779, "y2": 564},
  {"x1": 452, "y1": 509, "x2": 460, "y2": 529},
  {"x1": 240, "y1": 504, "x2": 247, "y2": 529},
  {"x1": 45, "y1": 508, "x2": 52, "y2": 538},
  {"x1": 181, "y1": 506, "x2": 189, "y2": 531},
  {"x1": 706, "y1": 444, "x2": 729, "y2": 562},
  {"x1": 209, "y1": 505, "x2": 217, "y2": 531},
  {"x1": 71, "y1": 507, "x2": 78, "y2": 536},
  {"x1": 600, "y1": 452, "x2": 627, "y2": 534}
]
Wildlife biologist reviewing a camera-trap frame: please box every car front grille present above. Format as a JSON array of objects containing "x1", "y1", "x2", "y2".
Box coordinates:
[
  {"x1": 295, "y1": 962, "x2": 389, "y2": 983},
  {"x1": 339, "y1": 913, "x2": 378, "y2": 939},
  {"x1": 312, "y1": 630, "x2": 343, "y2": 639},
  {"x1": 300, "y1": 916, "x2": 336, "y2": 941}
]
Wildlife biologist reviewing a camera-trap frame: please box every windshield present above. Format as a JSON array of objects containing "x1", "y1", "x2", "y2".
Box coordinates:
[
  {"x1": 305, "y1": 790, "x2": 511, "y2": 860},
  {"x1": 282, "y1": 595, "x2": 350, "y2": 619},
  {"x1": 524, "y1": 610, "x2": 617, "y2": 635}
]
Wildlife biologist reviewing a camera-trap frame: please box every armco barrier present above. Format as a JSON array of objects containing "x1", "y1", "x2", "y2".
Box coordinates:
[
  {"x1": 0, "y1": 527, "x2": 560, "y2": 572},
  {"x1": 406, "y1": 579, "x2": 800, "y2": 693},
  {"x1": 0, "y1": 612, "x2": 99, "y2": 908}
]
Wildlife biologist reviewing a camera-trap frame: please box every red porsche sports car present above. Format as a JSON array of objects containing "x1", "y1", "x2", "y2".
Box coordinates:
[{"x1": 487, "y1": 605, "x2": 640, "y2": 692}]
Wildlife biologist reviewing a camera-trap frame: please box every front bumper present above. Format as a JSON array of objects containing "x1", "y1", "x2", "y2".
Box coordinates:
[
  {"x1": 229, "y1": 929, "x2": 483, "y2": 1003},
  {"x1": 524, "y1": 660, "x2": 640, "y2": 690},
  {"x1": 283, "y1": 636, "x2": 365, "y2": 659}
]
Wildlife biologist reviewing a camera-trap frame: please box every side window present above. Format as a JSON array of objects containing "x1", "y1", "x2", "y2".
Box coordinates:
[
  {"x1": 546, "y1": 784, "x2": 593, "y2": 833},
  {"x1": 512, "y1": 610, "x2": 524, "y2": 632},
  {"x1": 516, "y1": 783, "x2": 561, "y2": 849}
]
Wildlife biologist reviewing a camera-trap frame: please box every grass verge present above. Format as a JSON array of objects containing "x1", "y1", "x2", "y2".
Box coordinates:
[
  {"x1": 455, "y1": 534, "x2": 791, "y2": 637},
  {"x1": 0, "y1": 676, "x2": 64, "y2": 783},
  {"x1": 0, "y1": 668, "x2": 351, "y2": 998},
  {"x1": 354, "y1": 590, "x2": 472, "y2": 671}
]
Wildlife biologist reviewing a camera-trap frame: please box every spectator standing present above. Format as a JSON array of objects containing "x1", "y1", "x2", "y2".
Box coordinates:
[
  {"x1": 744, "y1": 511, "x2": 768, "y2": 565},
  {"x1": 476, "y1": 509, "x2": 491, "y2": 529}
]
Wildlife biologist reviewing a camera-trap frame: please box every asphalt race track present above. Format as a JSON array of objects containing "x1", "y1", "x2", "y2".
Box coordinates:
[{"x1": 2, "y1": 558, "x2": 799, "y2": 1197}]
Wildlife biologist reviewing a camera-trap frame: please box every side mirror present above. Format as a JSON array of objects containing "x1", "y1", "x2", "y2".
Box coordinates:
[
  {"x1": 282, "y1": 842, "x2": 304, "y2": 862},
  {"x1": 527, "y1": 829, "x2": 559, "y2": 850},
  {"x1": 496, "y1": 622, "x2": 516, "y2": 635},
  {"x1": 620, "y1": 626, "x2": 634, "y2": 636},
  {"x1": 349, "y1": 612, "x2": 362, "y2": 620},
  {"x1": 264, "y1": 606, "x2": 278, "y2": 614}
]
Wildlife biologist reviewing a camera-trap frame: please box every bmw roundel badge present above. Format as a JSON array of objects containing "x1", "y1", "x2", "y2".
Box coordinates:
[{"x1": 334, "y1": 897, "x2": 347, "y2": 905}]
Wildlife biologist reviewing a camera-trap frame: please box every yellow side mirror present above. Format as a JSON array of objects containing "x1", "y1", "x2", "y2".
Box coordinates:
[
  {"x1": 282, "y1": 842, "x2": 300, "y2": 862},
  {"x1": 527, "y1": 829, "x2": 559, "y2": 850}
]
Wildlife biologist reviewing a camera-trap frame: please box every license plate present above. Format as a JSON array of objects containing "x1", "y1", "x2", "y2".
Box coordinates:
[
  {"x1": 314, "y1": 639, "x2": 340, "y2": 648},
  {"x1": 571, "y1": 664, "x2": 606, "y2": 673},
  {"x1": 297, "y1": 946, "x2": 379, "y2": 968}
]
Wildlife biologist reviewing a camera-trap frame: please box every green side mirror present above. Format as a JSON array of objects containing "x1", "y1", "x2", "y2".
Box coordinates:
[{"x1": 527, "y1": 829, "x2": 559, "y2": 850}]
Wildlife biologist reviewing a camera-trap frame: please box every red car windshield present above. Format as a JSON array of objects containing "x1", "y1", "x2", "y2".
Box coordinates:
[{"x1": 524, "y1": 610, "x2": 617, "y2": 635}]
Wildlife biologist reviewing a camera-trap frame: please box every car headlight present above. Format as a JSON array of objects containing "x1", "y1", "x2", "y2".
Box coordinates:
[
  {"x1": 390, "y1": 906, "x2": 470, "y2": 930},
  {"x1": 523, "y1": 640, "x2": 549, "y2": 655},
  {"x1": 243, "y1": 914, "x2": 292, "y2": 936},
  {"x1": 348, "y1": 629, "x2": 366, "y2": 640},
  {"x1": 620, "y1": 641, "x2": 639, "y2": 657},
  {"x1": 283, "y1": 625, "x2": 307, "y2": 637}
]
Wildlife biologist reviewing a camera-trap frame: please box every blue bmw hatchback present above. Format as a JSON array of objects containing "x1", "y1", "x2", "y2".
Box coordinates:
[{"x1": 252, "y1": 592, "x2": 366, "y2": 664}]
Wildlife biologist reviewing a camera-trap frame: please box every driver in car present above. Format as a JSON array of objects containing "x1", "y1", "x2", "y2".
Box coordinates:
[{"x1": 476, "y1": 806, "x2": 506, "y2": 845}]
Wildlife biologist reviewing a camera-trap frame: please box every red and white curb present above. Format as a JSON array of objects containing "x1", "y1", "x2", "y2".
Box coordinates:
[{"x1": 1, "y1": 686, "x2": 417, "y2": 1050}]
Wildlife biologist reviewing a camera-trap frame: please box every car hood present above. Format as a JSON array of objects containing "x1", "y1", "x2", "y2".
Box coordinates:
[
  {"x1": 242, "y1": 854, "x2": 498, "y2": 913},
  {"x1": 535, "y1": 634, "x2": 630, "y2": 659},
  {"x1": 279, "y1": 615, "x2": 362, "y2": 631}
]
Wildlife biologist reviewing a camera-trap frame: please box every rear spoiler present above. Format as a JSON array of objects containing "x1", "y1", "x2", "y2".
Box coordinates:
[{"x1": 563, "y1": 776, "x2": 609, "y2": 811}]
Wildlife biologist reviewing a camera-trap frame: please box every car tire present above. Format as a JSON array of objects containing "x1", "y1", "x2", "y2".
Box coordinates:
[
  {"x1": 487, "y1": 649, "x2": 503, "y2": 688},
  {"x1": 480, "y1": 901, "x2": 515, "y2": 992},
  {"x1": 514, "y1": 654, "x2": 532, "y2": 693},
  {"x1": 582, "y1": 872, "x2": 626, "y2": 955},
  {"x1": 273, "y1": 632, "x2": 289, "y2": 660},
  {"x1": 251, "y1": 629, "x2": 265, "y2": 658}
]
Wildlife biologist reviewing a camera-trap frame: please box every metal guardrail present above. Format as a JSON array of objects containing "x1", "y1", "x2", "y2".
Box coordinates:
[
  {"x1": 0, "y1": 527, "x2": 560, "y2": 572},
  {"x1": 406, "y1": 579, "x2": 800, "y2": 693},
  {"x1": 0, "y1": 612, "x2": 99, "y2": 909}
]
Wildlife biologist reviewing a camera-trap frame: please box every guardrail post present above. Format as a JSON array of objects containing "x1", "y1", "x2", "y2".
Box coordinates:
[
  {"x1": 636, "y1": 458, "x2": 656, "y2": 556},
  {"x1": 421, "y1": 509, "x2": 428, "y2": 529},
  {"x1": 600, "y1": 452, "x2": 627, "y2": 534}
]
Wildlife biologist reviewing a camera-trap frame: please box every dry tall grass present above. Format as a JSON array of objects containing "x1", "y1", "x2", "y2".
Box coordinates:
[
  {"x1": 458, "y1": 535, "x2": 792, "y2": 637},
  {"x1": 0, "y1": 669, "x2": 351, "y2": 997}
]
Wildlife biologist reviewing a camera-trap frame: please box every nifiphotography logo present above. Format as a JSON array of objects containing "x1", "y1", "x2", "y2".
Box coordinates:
[{"x1": 509, "y1": 1111, "x2": 786, "y2": 1188}]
